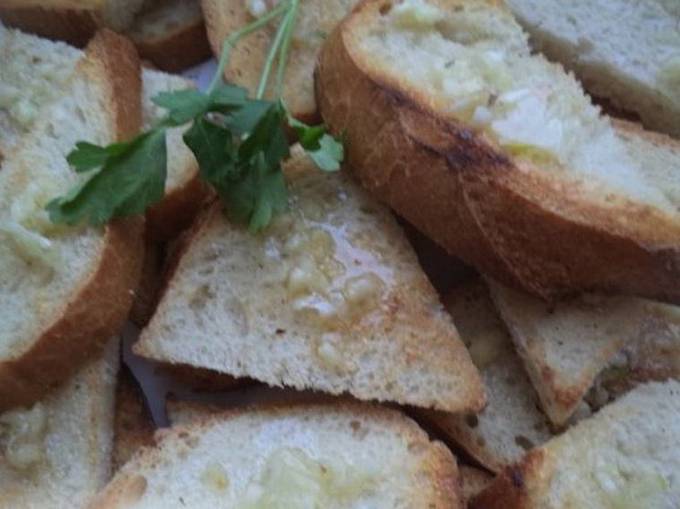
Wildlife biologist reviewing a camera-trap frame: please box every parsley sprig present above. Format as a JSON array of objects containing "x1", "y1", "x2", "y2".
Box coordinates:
[{"x1": 47, "y1": 0, "x2": 343, "y2": 231}]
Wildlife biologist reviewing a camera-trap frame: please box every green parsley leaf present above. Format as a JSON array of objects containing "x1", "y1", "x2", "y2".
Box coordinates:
[
  {"x1": 47, "y1": 130, "x2": 167, "y2": 226},
  {"x1": 238, "y1": 102, "x2": 290, "y2": 168},
  {"x1": 224, "y1": 99, "x2": 273, "y2": 135},
  {"x1": 152, "y1": 89, "x2": 212, "y2": 125},
  {"x1": 66, "y1": 141, "x2": 131, "y2": 173},
  {"x1": 209, "y1": 83, "x2": 249, "y2": 109},
  {"x1": 183, "y1": 116, "x2": 237, "y2": 190},
  {"x1": 308, "y1": 134, "x2": 344, "y2": 171},
  {"x1": 224, "y1": 152, "x2": 288, "y2": 232},
  {"x1": 288, "y1": 116, "x2": 344, "y2": 171}
]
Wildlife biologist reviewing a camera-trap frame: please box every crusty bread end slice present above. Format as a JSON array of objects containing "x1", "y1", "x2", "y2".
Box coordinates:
[
  {"x1": 0, "y1": 30, "x2": 144, "y2": 410},
  {"x1": 316, "y1": 0, "x2": 680, "y2": 303},
  {"x1": 471, "y1": 380, "x2": 680, "y2": 508},
  {"x1": 91, "y1": 402, "x2": 463, "y2": 508}
]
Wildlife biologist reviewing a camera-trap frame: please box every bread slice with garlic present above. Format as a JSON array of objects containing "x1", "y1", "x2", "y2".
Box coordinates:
[
  {"x1": 506, "y1": 0, "x2": 680, "y2": 138},
  {"x1": 0, "y1": 30, "x2": 143, "y2": 410},
  {"x1": 90, "y1": 402, "x2": 463, "y2": 508},
  {"x1": 0, "y1": 24, "x2": 207, "y2": 241},
  {"x1": 202, "y1": 0, "x2": 360, "y2": 122},
  {"x1": 417, "y1": 279, "x2": 553, "y2": 473},
  {"x1": 471, "y1": 380, "x2": 680, "y2": 509},
  {"x1": 316, "y1": 0, "x2": 680, "y2": 303},
  {"x1": 0, "y1": 339, "x2": 119, "y2": 509},
  {"x1": 134, "y1": 149, "x2": 485, "y2": 413},
  {"x1": 489, "y1": 280, "x2": 680, "y2": 426}
]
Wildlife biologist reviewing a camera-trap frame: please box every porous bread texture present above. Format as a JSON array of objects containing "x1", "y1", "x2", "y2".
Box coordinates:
[
  {"x1": 315, "y1": 0, "x2": 680, "y2": 303},
  {"x1": 471, "y1": 380, "x2": 680, "y2": 509},
  {"x1": 419, "y1": 279, "x2": 552, "y2": 473},
  {"x1": 202, "y1": 0, "x2": 359, "y2": 121},
  {"x1": 356, "y1": 0, "x2": 674, "y2": 215},
  {"x1": 507, "y1": 0, "x2": 680, "y2": 138},
  {"x1": 0, "y1": 22, "x2": 80, "y2": 158},
  {"x1": 135, "y1": 151, "x2": 484, "y2": 413},
  {"x1": 0, "y1": 30, "x2": 143, "y2": 410},
  {"x1": 90, "y1": 403, "x2": 462, "y2": 508},
  {"x1": 0, "y1": 26, "x2": 203, "y2": 240},
  {"x1": 0, "y1": 339, "x2": 119, "y2": 509},
  {"x1": 489, "y1": 280, "x2": 680, "y2": 425},
  {"x1": 126, "y1": 0, "x2": 210, "y2": 72}
]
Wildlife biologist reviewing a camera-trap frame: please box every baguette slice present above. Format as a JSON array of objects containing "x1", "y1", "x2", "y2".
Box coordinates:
[
  {"x1": 0, "y1": 25, "x2": 207, "y2": 241},
  {"x1": 0, "y1": 0, "x2": 146, "y2": 46},
  {"x1": 316, "y1": 0, "x2": 680, "y2": 303},
  {"x1": 418, "y1": 279, "x2": 553, "y2": 473},
  {"x1": 0, "y1": 30, "x2": 144, "y2": 410},
  {"x1": 0, "y1": 339, "x2": 119, "y2": 509},
  {"x1": 202, "y1": 0, "x2": 359, "y2": 122},
  {"x1": 489, "y1": 281, "x2": 680, "y2": 425},
  {"x1": 506, "y1": 0, "x2": 680, "y2": 138},
  {"x1": 126, "y1": 0, "x2": 211, "y2": 72},
  {"x1": 90, "y1": 402, "x2": 463, "y2": 508},
  {"x1": 135, "y1": 150, "x2": 485, "y2": 413},
  {"x1": 471, "y1": 380, "x2": 680, "y2": 508}
]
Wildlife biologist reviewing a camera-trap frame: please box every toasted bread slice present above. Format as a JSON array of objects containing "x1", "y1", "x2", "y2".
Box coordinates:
[
  {"x1": 0, "y1": 339, "x2": 119, "y2": 508},
  {"x1": 134, "y1": 149, "x2": 484, "y2": 413},
  {"x1": 0, "y1": 30, "x2": 143, "y2": 410},
  {"x1": 201, "y1": 0, "x2": 359, "y2": 122},
  {"x1": 471, "y1": 380, "x2": 680, "y2": 508},
  {"x1": 0, "y1": 0, "x2": 146, "y2": 46},
  {"x1": 418, "y1": 279, "x2": 552, "y2": 473},
  {"x1": 316, "y1": 0, "x2": 680, "y2": 303},
  {"x1": 489, "y1": 281, "x2": 680, "y2": 425},
  {"x1": 460, "y1": 465, "x2": 493, "y2": 505},
  {"x1": 126, "y1": 0, "x2": 210, "y2": 72},
  {"x1": 506, "y1": 0, "x2": 680, "y2": 138},
  {"x1": 0, "y1": 26, "x2": 206, "y2": 241},
  {"x1": 90, "y1": 402, "x2": 462, "y2": 508}
]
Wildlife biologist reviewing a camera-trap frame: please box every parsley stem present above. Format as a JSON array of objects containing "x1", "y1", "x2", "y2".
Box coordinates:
[
  {"x1": 255, "y1": 1, "x2": 294, "y2": 100},
  {"x1": 275, "y1": 0, "x2": 300, "y2": 97},
  {"x1": 208, "y1": 0, "x2": 290, "y2": 95}
]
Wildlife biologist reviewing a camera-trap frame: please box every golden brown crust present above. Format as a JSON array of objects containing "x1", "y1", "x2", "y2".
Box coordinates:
[
  {"x1": 93, "y1": 401, "x2": 464, "y2": 509},
  {"x1": 131, "y1": 16, "x2": 211, "y2": 73},
  {"x1": 315, "y1": 0, "x2": 680, "y2": 304},
  {"x1": 0, "y1": 5, "x2": 101, "y2": 46},
  {"x1": 469, "y1": 450, "x2": 546, "y2": 509},
  {"x1": 0, "y1": 30, "x2": 144, "y2": 411}
]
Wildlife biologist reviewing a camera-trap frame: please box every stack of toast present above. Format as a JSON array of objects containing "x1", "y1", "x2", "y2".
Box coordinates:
[{"x1": 0, "y1": 0, "x2": 678, "y2": 507}]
